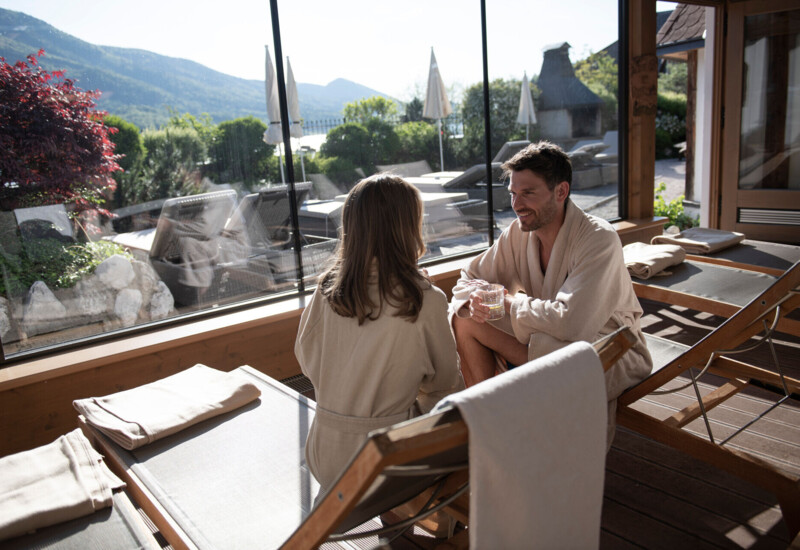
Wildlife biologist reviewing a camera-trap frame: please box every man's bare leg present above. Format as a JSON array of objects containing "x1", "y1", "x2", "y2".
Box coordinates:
[{"x1": 452, "y1": 315, "x2": 529, "y2": 387}]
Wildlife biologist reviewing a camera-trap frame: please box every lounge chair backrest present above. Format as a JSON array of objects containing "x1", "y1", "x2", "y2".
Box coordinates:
[
  {"x1": 442, "y1": 162, "x2": 505, "y2": 190},
  {"x1": 149, "y1": 190, "x2": 238, "y2": 261},
  {"x1": 375, "y1": 160, "x2": 433, "y2": 177},
  {"x1": 231, "y1": 182, "x2": 312, "y2": 249},
  {"x1": 492, "y1": 140, "x2": 531, "y2": 163}
]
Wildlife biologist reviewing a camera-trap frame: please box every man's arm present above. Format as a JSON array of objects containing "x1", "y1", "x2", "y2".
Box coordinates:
[{"x1": 507, "y1": 226, "x2": 630, "y2": 345}]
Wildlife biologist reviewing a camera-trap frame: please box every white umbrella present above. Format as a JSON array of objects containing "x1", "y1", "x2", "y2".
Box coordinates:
[
  {"x1": 286, "y1": 57, "x2": 303, "y2": 139},
  {"x1": 285, "y1": 57, "x2": 306, "y2": 181},
  {"x1": 517, "y1": 72, "x2": 537, "y2": 141},
  {"x1": 422, "y1": 48, "x2": 452, "y2": 171},
  {"x1": 263, "y1": 45, "x2": 286, "y2": 182}
]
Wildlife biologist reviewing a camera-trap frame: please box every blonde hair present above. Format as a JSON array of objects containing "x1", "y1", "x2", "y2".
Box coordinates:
[{"x1": 319, "y1": 174, "x2": 427, "y2": 325}]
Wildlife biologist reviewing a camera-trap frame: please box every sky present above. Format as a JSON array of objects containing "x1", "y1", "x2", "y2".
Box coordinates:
[{"x1": 1, "y1": 1, "x2": 680, "y2": 102}]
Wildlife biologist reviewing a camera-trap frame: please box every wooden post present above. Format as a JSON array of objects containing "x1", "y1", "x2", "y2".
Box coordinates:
[{"x1": 627, "y1": 0, "x2": 658, "y2": 219}]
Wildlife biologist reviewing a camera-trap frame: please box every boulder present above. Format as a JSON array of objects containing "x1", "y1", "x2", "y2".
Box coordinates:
[
  {"x1": 149, "y1": 281, "x2": 174, "y2": 320},
  {"x1": 23, "y1": 281, "x2": 66, "y2": 323},
  {"x1": 95, "y1": 254, "x2": 136, "y2": 290},
  {"x1": 0, "y1": 296, "x2": 11, "y2": 339},
  {"x1": 114, "y1": 288, "x2": 143, "y2": 327}
]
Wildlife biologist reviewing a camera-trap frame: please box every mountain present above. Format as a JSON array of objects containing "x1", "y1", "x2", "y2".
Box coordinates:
[{"x1": 0, "y1": 8, "x2": 392, "y2": 129}]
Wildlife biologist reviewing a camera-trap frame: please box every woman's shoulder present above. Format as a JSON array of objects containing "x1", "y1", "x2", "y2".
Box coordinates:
[{"x1": 420, "y1": 282, "x2": 449, "y2": 310}]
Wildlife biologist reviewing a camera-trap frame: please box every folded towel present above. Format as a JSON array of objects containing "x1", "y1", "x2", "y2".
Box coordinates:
[
  {"x1": 651, "y1": 227, "x2": 745, "y2": 254},
  {"x1": 623, "y1": 241, "x2": 686, "y2": 279},
  {"x1": 74, "y1": 364, "x2": 261, "y2": 450},
  {"x1": 0, "y1": 428, "x2": 125, "y2": 541},
  {"x1": 434, "y1": 342, "x2": 607, "y2": 549}
]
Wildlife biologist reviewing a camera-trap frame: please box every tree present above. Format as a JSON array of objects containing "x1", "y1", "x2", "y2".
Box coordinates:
[
  {"x1": 210, "y1": 116, "x2": 271, "y2": 188},
  {"x1": 395, "y1": 121, "x2": 437, "y2": 165},
  {"x1": 167, "y1": 109, "x2": 218, "y2": 154},
  {"x1": 459, "y1": 78, "x2": 525, "y2": 166},
  {"x1": 104, "y1": 115, "x2": 146, "y2": 209},
  {"x1": 402, "y1": 97, "x2": 424, "y2": 122},
  {"x1": 0, "y1": 50, "x2": 121, "y2": 214},
  {"x1": 136, "y1": 126, "x2": 206, "y2": 203},
  {"x1": 574, "y1": 51, "x2": 618, "y2": 98},
  {"x1": 343, "y1": 96, "x2": 399, "y2": 123},
  {"x1": 319, "y1": 122, "x2": 372, "y2": 167},
  {"x1": 574, "y1": 51, "x2": 619, "y2": 133},
  {"x1": 658, "y1": 61, "x2": 688, "y2": 95}
]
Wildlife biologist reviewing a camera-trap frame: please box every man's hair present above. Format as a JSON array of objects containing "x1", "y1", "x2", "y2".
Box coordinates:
[
  {"x1": 319, "y1": 174, "x2": 427, "y2": 325},
  {"x1": 501, "y1": 140, "x2": 572, "y2": 193}
]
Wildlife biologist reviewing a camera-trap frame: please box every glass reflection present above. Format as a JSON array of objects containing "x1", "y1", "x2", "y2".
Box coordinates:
[{"x1": 739, "y1": 10, "x2": 800, "y2": 190}]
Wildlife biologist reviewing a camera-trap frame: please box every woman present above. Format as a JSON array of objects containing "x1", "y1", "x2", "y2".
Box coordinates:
[{"x1": 295, "y1": 174, "x2": 464, "y2": 492}]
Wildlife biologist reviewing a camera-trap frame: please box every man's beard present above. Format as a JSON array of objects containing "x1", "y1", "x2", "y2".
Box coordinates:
[{"x1": 517, "y1": 194, "x2": 559, "y2": 232}]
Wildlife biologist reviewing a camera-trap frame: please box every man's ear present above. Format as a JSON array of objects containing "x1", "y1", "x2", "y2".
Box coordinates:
[{"x1": 556, "y1": 181, "x2": 570, "y2": 202}]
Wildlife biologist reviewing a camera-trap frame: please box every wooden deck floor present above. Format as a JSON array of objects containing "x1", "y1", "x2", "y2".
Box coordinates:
[
  {"x1": 288, "y1": 298, "x2": 800, "y2": 549},
  {"x1": 599, "y1": 299, "x2": 799, "y2": 549}
]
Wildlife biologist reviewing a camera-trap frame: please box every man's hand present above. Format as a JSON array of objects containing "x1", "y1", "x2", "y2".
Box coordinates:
[{"x1": 467, "y1": 282, "x2": 509, "y2": 323}]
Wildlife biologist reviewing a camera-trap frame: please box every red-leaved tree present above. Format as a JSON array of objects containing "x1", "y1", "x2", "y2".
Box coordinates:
[{"x1": 0, "y1": 50, "x2": 120, "y2": 214}]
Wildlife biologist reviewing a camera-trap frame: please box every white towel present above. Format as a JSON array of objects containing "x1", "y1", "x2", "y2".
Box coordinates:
[
  {"x1": 0, "y1": 428, "x2": 124, "y2": 541},
  {"x1": 74, "y1": 364, "x2": 261, "y2": 450},
  {"x1": 651, "y1": 227, "x2": 745, "y2": 254},
  {"x1": 434, "y1": 342, "x2": 607, "y2": 549},
  {"x1": 623, "y1": 241, "x2": 686, "y2": 279}
]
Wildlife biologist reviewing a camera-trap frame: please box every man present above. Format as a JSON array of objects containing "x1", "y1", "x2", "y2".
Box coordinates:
[{"x1": 451, "y1": 141, "x2": 652, "y2": 443}]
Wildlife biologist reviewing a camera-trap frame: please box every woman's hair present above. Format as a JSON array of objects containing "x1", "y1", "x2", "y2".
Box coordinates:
[{"x1": 319, "y1": 174, "x2": 427, "y2": 325}]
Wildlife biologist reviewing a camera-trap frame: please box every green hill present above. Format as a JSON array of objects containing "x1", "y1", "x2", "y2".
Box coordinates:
[{"x1": 0, "y1": 8, "x2": 392, "y2": 129}]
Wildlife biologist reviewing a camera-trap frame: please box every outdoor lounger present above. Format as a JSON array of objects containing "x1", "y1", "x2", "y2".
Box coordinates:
[
  {"x1": 108, "y1": 185, "x2": 320, "y2": 306},
  {"x1": 619, "y1": 260, "x2": 800, "y2": 537},
  {"x1": 78, "y1": 328, "x2": 635, "y2": 549},
  {"x1": 2, "y1": 492, "x2": 160, "y2": 550},
  {"x1": 0, "y1": 428, "x2": 160, "y2": 550},
  {"x1": 631, "y1": 255, "x2": 800, "y2": 338}
]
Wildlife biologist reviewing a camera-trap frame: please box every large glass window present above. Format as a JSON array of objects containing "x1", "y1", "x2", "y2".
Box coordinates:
[
  {"x1": 739, "y1": 9, "x2": 800, "y2": 191},
  {"x1": 0, "y1": 0, "x2": 620, "y2": 360},
  {"x1": 485, "y1": 0, "x2": 623, "y2": 230}
]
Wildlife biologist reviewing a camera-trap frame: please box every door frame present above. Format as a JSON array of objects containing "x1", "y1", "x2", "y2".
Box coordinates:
[{"x1": 720, "y1": 0, "x2": 800, "y2": 242}]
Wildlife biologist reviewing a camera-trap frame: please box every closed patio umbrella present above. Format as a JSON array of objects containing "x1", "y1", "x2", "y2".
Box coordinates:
[
  {"x1": 422, "y1": 48, "x2": 452, "y2": 171},
  {"x1": 263, "y1": 45, "x2": 286, "y2": 182},
  {"x1": 285, "y1": 57, "x2": 306, "y2": 180},
  {"x1": 517, "y1": 72, "x2": 537, "y2": 141}
]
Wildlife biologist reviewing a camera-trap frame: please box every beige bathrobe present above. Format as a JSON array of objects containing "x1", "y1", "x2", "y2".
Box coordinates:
[
  {"x1": 296, "y1": 275, "x2": 464, "y2": 491},
  {"x1": 451, "y1": 200, "x2": 652, "y2": 441}
]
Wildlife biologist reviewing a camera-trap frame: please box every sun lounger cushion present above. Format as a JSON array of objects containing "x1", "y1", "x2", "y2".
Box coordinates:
[
  {"x1": 623, "y1": 241, "x2": 686, "y2": 279},
  {"x1": 708, "y1": 239, "x2": 800, "y2": 272},
  {"x1": 93, "y1": 367, "x2": 320, "y2": 549},
  {"x1": 434, "y1": 341, "x2": 607, "y2": 549},
  {"x1": 1, "y1": 492, "x2": 160, "y2": 550},
  {"x1": 651, "y1": 227, "x2": 745, "y2": 254},
  {"x1": 73, "y1": 364, "x2": 261, "y2": 450},
  {"x1": 0, "y1": 429, "x2": 125, "y2": 542}
]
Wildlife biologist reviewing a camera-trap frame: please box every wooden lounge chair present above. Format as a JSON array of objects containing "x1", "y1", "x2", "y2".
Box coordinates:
[
  {"x1": 632, "y1": 257, "x2": 800, "y2": 337},
  {"x1": 700, "y1": 239, "x2": 800, "y2": 274},
  {"x1": 619, "y1": 261, "x2": 800, "y2": 537},
  {"x1": 80, "y1": 328, "x2": 635, "y2": 549},
  {"x1": 2, "y1": 491, "x2": 160, "y2": 550}
]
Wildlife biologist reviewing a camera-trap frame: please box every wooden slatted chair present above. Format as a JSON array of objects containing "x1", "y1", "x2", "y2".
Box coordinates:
[
  {"x1": 80, "y1": 328, "x2": 636, "y2": 550},
  {"x1": 619, "y1": 260, "x2": 800, "y2": 537}
]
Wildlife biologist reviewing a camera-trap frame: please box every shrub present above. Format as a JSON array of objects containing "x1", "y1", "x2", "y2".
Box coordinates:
[
  {"x1": 654, "y1": 182, "x2": 698, "y2": 230},
  {"x1": 0, "y1": 237, "x2": 131, "y2": 295},
  {"x1": 0, "y1": 50, "x2": 120, "y2": 214},
  {"x1": 395, "y1": 121, "x2": 438, "y2": 165}
]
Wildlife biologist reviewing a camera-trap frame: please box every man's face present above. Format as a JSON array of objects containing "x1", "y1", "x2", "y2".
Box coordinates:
[{"x1": 508, "y1": 169, "x2": 564, "y2": 232}]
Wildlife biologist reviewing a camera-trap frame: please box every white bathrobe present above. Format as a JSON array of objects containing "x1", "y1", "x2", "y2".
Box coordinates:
[
  {"x1": 296, "y1": 275, "x2": 464, "y2": 491},
  {"x1": 451, "y1": 200, "x2": 653, "y2": 441}
]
